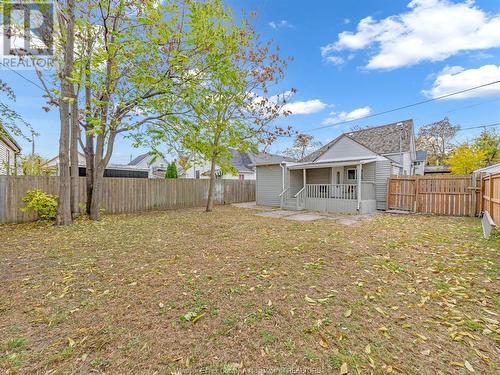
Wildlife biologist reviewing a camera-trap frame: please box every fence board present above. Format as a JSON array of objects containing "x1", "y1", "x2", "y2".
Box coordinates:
[
  {"x1": 0, "y1": 176, "x2": 255, "y2": 224},
  {"x1": 481, "y1": 172, "x2": 500, "y2": 226},
  {"x1": 388, "y1": 175, "x2": 475, "y2": 217}
]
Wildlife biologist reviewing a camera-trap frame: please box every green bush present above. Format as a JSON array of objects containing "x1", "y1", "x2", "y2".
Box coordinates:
[
  {"x1": 20, "y1": 189, "x2": 58, "y2": 221},
  {"x1": 165, "y1": 162, "x2": 178, "y2": 179}
]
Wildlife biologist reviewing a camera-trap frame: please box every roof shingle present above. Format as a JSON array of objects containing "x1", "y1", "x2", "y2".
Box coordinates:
[{"x1": 301, "y1": 119, "x2": 414, "y2": 162}]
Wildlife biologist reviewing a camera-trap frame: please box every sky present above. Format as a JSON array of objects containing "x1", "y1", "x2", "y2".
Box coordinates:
[{"x1": 2, "y1": 0, "x2": 500, "y2": 163}]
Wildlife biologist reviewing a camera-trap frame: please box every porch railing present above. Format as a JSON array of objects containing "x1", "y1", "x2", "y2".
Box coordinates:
[
  {"x1": 294, "y1": 187, "x2": 306, "y2": 209},
  {"x1": 279, "y1": 187, "x2": 290, "y2": 207},
  {"x1": 305, "y1": 182, "x2": 375, "y2": 200}
]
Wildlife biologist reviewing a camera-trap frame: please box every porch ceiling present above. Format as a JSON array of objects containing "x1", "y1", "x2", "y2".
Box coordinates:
[{"x1": 287, "y1": 157, "x2": 378, "y2": 170}]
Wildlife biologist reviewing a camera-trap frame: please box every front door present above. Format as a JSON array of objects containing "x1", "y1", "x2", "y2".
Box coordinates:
[{"x1": 331, "y1": 167, "x2": 343, "y2": 198}]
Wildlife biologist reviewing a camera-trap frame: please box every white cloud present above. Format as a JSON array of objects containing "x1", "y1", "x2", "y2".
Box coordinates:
[
  {"x1": 251, "y1": 91, "x2": 327, "y2": 115},
  {"x1": 322, "y1": 0, "x2": 500, "y2": 70},
  {"x1": 269, "y1": 20, "x2": 294, "y2": 29},
  {"x1": 282, "y1": 99, "x2": 328, "y2": 115},
  {"x1": 423, "y1": 64, "x2": 500, "y2": 99},
  {"x1": 322, "y1": 106, "x2": 371, "y2": 125},
  {"x1": 326, "y1": 56, "x2": 344, "y2": 65}
]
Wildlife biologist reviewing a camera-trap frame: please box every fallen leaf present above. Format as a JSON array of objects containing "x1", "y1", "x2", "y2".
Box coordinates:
[
  {"x1": 464, "y1": 360, "x2": 475, "y2": 373},
  {"x1": 340, "y1": 362, "x2": 348, "y2": 374},
  {"x1": 344, "y1": 309, "x2": 352, "y2": 318},
  {"x1": 365, "y1": 344, "x2": 371, "y2": 354},
  {"x1": 305, "y1": 295, "x2": 316, "y2": 304},
  {"x1": 192, "y1": 312, "x2": 205, "y2": 323}
]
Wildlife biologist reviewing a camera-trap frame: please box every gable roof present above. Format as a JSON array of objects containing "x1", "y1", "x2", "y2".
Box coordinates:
[
  {"x1": 0, "y1": 124, "x2": 22, "y2": 153},
  {"x1": 128, "y1": 152, "x2": 150, "y2": 166},
  {"x1": 231, "y1": 149, "x2": 294, "y2": 171},
  {"x1": 301, "y1": 119, "x2": 414, "y2": 162}
]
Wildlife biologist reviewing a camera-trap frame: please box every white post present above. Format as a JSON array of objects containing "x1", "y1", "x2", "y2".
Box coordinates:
[
  {"x1": 357, "y1": 163, "x2": 362, "y2": 212},
  {"x1": 303, "y1": 168, "x2": 306, "y2": 187}
]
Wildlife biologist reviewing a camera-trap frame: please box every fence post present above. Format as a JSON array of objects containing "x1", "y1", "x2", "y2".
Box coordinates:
[
  {"x1": 414, "y1": 176, "x2": 420, "y2": 213},
  {"x1": 489, "y1": 174, "x2": 494, "y2": 215}
]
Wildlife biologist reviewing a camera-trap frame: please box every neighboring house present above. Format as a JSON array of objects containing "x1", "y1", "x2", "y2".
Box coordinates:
[
  {"x1": 473, "y1": 163, "x2": 500, "y2": 176},
  {"x1": 414, "y1": 150, "x2": 427, "y2": 176},
  {"x1": 0, "y1": 125, "x2": 21, "y2": 175},
  {"x1": 128, "y1": 152, "x2": 169, "y2": 178},
  {"x1": 46, "y1": 152, "x2": 150, "y2": 178},
  {"x1": 424, "y1": 165, "x2": 451, "y2": 175},
  {"x1": 182, "y1": 149, "x2": 293, "y2": 180},
  {"x1": 256, "y1": 119, "x2": 418, "y2": 214}
]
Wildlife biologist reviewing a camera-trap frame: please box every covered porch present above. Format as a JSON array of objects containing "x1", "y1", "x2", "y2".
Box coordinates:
[{"x1": 279, "y1": 158, "x2": 377, "y2": 214}]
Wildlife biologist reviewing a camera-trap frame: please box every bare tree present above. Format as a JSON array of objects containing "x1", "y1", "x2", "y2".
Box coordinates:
[
  {"x1": 416, "y1": 117, "x2": 459, "y2": 165},
  {"x1": 282, "y1": 133, "x2": 321, "y2": 160}
]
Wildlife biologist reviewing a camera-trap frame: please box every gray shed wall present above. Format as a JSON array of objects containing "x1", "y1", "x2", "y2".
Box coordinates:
[{"x1": 256, "y1": 165, "x2": 283, "y2": 207}]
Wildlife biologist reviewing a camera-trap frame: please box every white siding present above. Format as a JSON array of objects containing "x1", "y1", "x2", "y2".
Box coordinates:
[
  {"x1": 256, "y1": 165, "x2": 283, "y2": 207},
  {"x1": 317, "y1": 136, "x2": 377, "y2": 161},
  {"x1": 306, "y1": 168, "x2": 330, "y2": 184},
  {"x1": 375, "y1": 160, "x2": 392, "y2": 210},
  {"x1": 384, "y1": 152, "x2": 412, "y2": 175},
  {"x1": 0, "y1": 138, "x2": 16, "y2": 175},
  {"x1": 289, "y1": 169, "x2": 303, "y2": 195},
  {"x1": 362, "y1": 162, "x2": 376, "y2": 181}
]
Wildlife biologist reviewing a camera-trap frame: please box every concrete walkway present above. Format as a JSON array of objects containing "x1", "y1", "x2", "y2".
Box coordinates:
[{"x1": 233, "y1": 202, "x2": 375, "y2": 225}]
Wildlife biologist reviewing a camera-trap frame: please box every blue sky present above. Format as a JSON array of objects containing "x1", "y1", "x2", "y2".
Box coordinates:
[{"x1": 3, "y1": 0, "x2": 500, "y2": 163}]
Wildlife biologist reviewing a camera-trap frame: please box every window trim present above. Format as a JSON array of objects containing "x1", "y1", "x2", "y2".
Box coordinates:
[{"x1": 347, "y1": 168, "x2": 357, "y2": 180}]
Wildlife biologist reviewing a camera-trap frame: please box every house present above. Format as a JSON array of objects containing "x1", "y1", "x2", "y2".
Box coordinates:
[
  {"x1": 128, "y1": 152, "x2": 169, "y2": 178},
  {"x1": 473, "y1": 163, "x2": 500, "y2": 176},
  {"x1": 255, "y1": 119, "x2": 418, "y2": 214},
  {"x1": 424, "y1": 165, "x2": 451, "y2": 175},
  {"x1": 45, "y1": 152, "x2": 150, "y2": 178},
  {"x1": 0, "y1": 125, "x2": 21, "y2": 175},
  {"x1": 182, "y1": 149, "x2": 293, "y2": 180},
  {"x1": 414, "y1": 150, "x2": 427, "y2": 176}
]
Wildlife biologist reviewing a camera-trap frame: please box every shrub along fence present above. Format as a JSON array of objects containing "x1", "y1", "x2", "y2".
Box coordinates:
[{"x1": 0, "y1": 176, "x2": 255, "y2": 224}]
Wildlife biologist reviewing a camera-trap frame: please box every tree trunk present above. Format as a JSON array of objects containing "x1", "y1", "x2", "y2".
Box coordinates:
[
  {"x1": 70, "y1": 100, "x2": 79, "y2": 218},
  {"x1": 89, "y1": 165, "x2": 104, "y2": 220},
  {"x1": 84, "y1": 131, "x2": 94, "y2": 215},
  {"x1": 56, "y1": 0, "x2": 75, "y2": 225},
  {"x1": 57, "y1": 97, "x2": 72, "y2": 225},
  {"x1": 205, "y1": 153, "x2": 217, "y2": 212}
]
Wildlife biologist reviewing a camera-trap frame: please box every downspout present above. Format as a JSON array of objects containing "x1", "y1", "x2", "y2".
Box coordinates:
[{"x1": 280, "y1": 162, "x2": 286, "y2": 192}]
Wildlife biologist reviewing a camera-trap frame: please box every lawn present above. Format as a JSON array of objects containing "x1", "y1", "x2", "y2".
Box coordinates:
[{"x1": 0, "y1": 206, "x2": 499, "y2": 374}]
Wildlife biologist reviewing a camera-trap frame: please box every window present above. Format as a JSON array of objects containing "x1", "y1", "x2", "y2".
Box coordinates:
[
  {"x1": 336, "y1": 171, "x2": 341, "y2": 184},
  {"x1": 238, "y1": 174, "x2": 245, "y2": 181},
  {"x1": 347, "y1": 169, "x2": 357, "y2": 180},
  {"x1": 195, "y1": 170, "x2": 200, "y2": 179}
]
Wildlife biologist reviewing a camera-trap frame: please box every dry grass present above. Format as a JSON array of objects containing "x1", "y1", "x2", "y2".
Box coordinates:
[{"x1": 0, "y1": 206, "x2": 498, "y2": 374}]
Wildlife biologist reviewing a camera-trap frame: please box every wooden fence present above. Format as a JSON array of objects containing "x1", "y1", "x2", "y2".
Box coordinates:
[
  {"x1": 0, "y1": 176, "x2": 255, "y2": 224},
  {"x1": 387, "y1": 175, "x2": 478, "y2": 217},
  {"x1": 480, "y1": 172, "x2": 500, "y2": 225}
]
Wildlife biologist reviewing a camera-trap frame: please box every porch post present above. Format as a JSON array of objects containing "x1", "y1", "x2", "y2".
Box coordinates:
[
  {"x1": 357, "y1": 163, "x2": 362, "y2": 212},
  {"x1": 303, "y1": 168, "x2": 306, "y2": 187}
]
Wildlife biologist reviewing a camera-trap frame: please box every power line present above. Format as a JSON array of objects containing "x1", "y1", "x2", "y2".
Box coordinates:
[
  {"x1": 2, "y1": 64, "x2": 46, "y2": 93},
  {"x1": 456, "y1": 122, "x2": 500, "y2": 132},
  {"x1": 307, "y1": 79, "x2": 500, "y2": 132}
]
